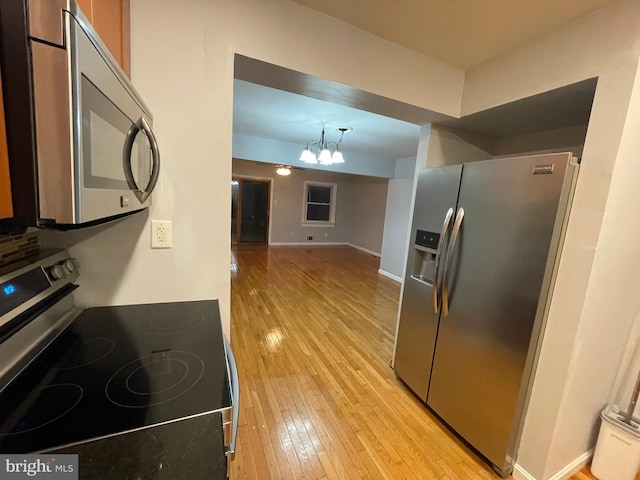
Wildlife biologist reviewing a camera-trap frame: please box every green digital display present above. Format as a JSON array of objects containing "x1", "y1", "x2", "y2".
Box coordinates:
[{"x1": 415, "y1": 230, "x2": 440, "y2": 250}]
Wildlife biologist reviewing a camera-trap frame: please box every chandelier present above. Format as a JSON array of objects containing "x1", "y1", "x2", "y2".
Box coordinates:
[{"x1": 299, "y1": 126, "x2": 349, "y2": 165}]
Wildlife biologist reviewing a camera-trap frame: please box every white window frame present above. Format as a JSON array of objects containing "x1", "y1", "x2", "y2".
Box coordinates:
[{"x1": 302, "y1": 181, "x2": 337, "y2": 227}]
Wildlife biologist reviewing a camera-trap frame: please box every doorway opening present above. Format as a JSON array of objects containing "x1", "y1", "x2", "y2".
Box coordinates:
[{"x1": 231, "y1": 177, "x2": 271, "y2": 245}]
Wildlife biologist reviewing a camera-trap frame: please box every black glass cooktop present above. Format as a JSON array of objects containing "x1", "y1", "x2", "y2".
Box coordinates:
[{"x1": 0, "y1": 300, "x2": 230, "y2": 453}]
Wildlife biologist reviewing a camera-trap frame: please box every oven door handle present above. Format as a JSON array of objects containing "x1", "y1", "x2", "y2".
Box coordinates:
[
  {"x1": 123, "y1": 117, "x2": 161, "y2": 204},
  {"x1": 224, "y1": 335, "x2": 239, "y2": 461}
]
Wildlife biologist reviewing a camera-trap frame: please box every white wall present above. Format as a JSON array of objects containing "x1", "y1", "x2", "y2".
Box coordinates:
[
  {"x1": 425, "y1": 124, "x2": 588, "y2": 166},
  {"x1": 344, "y1": 177, "x2": 388, "y2": 255},
  {"x1": 493, "y1": 124, "x2": 588, "y2": 158},
  {"x1": 426, "y1": 125, "x2": 494, "y2": 166},
  {"x1": 39, "y1": 0, "x2": 464, "y2": 339},
  {"x1": 394, "y1": 156, "x2": 417, "y2": 179},
  {"x1": 232, "y1": 159, "x2": 388, "y2": 253},
  {"x1": 379, "y1": 179, "x2": 412, "y2": 280},
  {"x1": 543, "y1": 59, "x2": 640, "y2": 477},
  {"x1": 461, "y1": 1, "x2": 640, "y2": 478},
  {"x1": 612, "y1": 311, "x2": 640, "y2": 413},
  {"x1": 379, "y1": 157, "x2": 416, "y2": 280},
  {"x1": 391, "y1": 127, "x2": 431, "y2": 362},
  {"x1": 232, "y1": 159, "x2": 351, "y2": 244}
]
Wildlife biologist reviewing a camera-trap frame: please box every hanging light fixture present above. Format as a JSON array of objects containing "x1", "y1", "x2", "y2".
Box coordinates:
[
  {"x1": 299, "y1": 126, "x2": 349, "y2": 165},
  {"x1": 276, "y1": 165, "x2": 292, "y2": 176}
]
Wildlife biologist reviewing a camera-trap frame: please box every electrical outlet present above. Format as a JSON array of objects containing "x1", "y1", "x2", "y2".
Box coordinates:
[{"x1": 151, "y1": 220, "x2": 172, "y2": 248}]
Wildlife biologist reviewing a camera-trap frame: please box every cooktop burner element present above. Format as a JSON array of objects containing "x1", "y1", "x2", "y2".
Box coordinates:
[
  {"x1": 0, "y1": 384, "x2": 83, "y2": 435},
  {"x1": 55, "y1": 338, "x2": 115, "y2": 370},
  {"x1": 137, "y1": 308, "x2": 204, "y2": 335},
  {"x1": 106, "y1": 351, "x2": 204, "y2": 408}
]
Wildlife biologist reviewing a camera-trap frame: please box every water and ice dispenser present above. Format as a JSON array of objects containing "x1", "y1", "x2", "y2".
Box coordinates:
[{"x1": 410, "y1": 229, "x2": 441, "y2": 286}]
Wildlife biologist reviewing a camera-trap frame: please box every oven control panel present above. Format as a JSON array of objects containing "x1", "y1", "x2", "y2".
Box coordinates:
[
  {"x1": 0, "y1": 268, "x2": 51, "y2": 318},
  {"x1": 0, "y1": 250, "x2": 80, "y2": 335}
]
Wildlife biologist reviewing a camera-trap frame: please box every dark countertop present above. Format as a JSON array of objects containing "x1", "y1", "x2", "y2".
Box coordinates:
[
  {"x1": 53, "y1": 412, "x2": 227, "y2": 480},
  {"x1": 0, "y1": 299, "x2": 231, "y2": 454},
  {"x1": 0, "y1": 299, "x2": 231, "y2": 479}
]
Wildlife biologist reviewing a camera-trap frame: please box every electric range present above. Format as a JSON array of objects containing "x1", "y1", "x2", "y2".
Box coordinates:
[{"x1": 0, "y1": 250, "x2": 237, "y2": 478}]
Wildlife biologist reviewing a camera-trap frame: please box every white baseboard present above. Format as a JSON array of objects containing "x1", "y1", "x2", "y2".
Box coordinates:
[
  {"x1": 548, "y1": 450, "x2": 593, "y2": 480},
  {"x1": 378, "y1": 269, "x2": 402, "y2": 283},
  {"x1": 268, "y1": 241, "x2": 382, "y2": 258},
  {"x1": 269, "y1": 242, "x2": 347, "y2": 247},
  {"x1": 513, "y1": 450, "x2": 592, "y2": 480},
  {"x1": 513, "y1": 464, "x2": 536, "y2": 480},
  {"x1": 346, "y1": 243, "x2": 381, "y2": 257}
]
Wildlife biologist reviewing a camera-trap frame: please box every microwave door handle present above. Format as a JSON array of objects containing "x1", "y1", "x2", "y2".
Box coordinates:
[
  {"x1": 139, "y1": 117, "x2": 161, "y2": 199},
  {"x1": 123, "y1": 123, "x2": 141, "y2": 196},
  {"x1": 122, "y1": 118, "x2": 160, "y2": 204}
]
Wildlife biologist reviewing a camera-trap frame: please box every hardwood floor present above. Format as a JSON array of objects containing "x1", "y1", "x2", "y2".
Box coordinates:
[
  {"x1": 229, "y1": 245, "x2": 599, "y2": 480},
  {"x1": 570, "y1": 471, "x2": 598, "y2": 480}
]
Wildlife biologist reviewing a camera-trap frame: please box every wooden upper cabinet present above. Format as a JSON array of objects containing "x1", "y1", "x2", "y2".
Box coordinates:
[
  {"x1": 0, "y1": 65, "x2": 13, "y2": 220},
  {"x1": 75, "y1": 0, "x2": 93, "y2": 19},
  {"x1": 76, "y1": 0, "x2": 131, "y2": 77}
]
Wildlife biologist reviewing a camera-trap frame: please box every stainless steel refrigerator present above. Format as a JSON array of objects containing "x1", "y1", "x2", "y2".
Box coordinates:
[{"x1": 393, "y1": 152, "x2": 578, "y2": 477}]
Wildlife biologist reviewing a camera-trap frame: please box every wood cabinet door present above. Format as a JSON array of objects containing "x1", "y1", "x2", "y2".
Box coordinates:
[
  {"x1": 75, "y1": 0, "x2": 131, "y2": 77},
  {"x1": 0, "y1": 65, "x2": 13, "y2": 220},
  {"x1": 75, "y1": 0, "x2": 93, "y2": 19}
]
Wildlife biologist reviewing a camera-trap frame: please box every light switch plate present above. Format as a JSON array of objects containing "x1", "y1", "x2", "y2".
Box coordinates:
[{"x1": 151, "y1": 220, "x2": 172, "y2": 248}]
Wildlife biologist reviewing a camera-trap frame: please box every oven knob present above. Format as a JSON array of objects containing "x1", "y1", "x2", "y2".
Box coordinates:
[
  {"x1": 64, "y1": 258, "x2": 80, "y2": 273},
  {"x1": 46, "y1": 258, "x2": 79, "y2": 281},
  {"x1": 48, "y1": 264, "x2": 68, "y2": 280}
]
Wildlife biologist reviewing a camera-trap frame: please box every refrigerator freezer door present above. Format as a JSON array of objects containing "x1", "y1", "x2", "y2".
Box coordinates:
[
  {"x1": 427, "y1": 153, "x2": 575, "y2": 474},
  {"x1": 393, "y1": 165, "x2": 462, "y2": 401}
]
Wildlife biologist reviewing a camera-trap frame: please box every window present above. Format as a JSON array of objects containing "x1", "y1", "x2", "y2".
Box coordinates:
[{"x1": 303, "y1": 181, "x2": 336, "y2": 226}]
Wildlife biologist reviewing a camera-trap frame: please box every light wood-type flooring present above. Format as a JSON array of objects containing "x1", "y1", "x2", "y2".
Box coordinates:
[{"x1": 229, "y1": 245, "x2": 601, "y2": 480}]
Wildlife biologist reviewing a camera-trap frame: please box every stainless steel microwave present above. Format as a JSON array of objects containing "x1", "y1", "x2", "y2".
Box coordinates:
[{"x1": 0, "y1": 0, "x2": 160, "y2": 230}]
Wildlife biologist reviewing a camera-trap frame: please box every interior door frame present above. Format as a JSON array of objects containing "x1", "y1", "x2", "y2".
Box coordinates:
[{"x1": 231, "y1": 174, "x2": 273, "y2": 245}]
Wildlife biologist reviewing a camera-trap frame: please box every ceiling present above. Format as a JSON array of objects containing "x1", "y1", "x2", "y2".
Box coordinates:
[
  {"x1": 233, "y1": 1, "x2": 609, "y2": 174},
  {"x1": 289, "y1": 0, "x2": 617, "y2": 70},
  {"x1": 233, "y1": 79, "x2": 421, "y2": 163}
]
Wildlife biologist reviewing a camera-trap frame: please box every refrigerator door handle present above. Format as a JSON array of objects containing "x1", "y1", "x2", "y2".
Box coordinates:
[
  {"x1": 442, "y1": 207, "x2": 464, "y2": 317},
  {"x1": 432, "y1": 207, "x2": 454, "y2": 313}
]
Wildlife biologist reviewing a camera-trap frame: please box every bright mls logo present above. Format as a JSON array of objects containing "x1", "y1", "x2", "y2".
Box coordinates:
[{"x1": 0, "y1": 455, "x2": 77, "y2": 479}]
